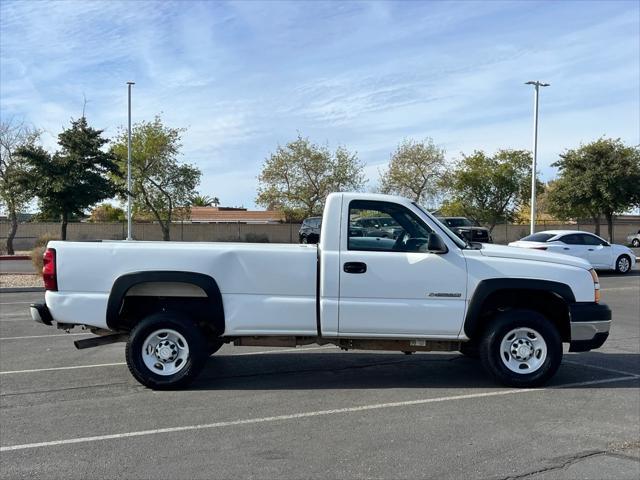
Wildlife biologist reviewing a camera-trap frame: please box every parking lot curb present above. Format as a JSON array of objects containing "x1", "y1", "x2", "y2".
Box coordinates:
[{"x1": 0, "y1": 287, "x2": 44, "y2": 293}]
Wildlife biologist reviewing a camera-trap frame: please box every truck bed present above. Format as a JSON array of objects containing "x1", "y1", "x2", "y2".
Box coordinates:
[{"x1": 47, "y1": 240, "x2": 319, "y2": 334}]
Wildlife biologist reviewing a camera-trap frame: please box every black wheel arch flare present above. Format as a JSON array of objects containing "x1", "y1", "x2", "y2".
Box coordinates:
[
  {"x1": 106, "y1": 271, "x2": 225, "y2": 333},
  {"x1": 463, "y1": 278, "x2": 576, "y2": 339}
]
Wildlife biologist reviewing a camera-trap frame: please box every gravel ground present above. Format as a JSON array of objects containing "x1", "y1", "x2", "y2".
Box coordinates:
[{"x1": 0, "y1": 273, "x2": 41, "y2": 288}]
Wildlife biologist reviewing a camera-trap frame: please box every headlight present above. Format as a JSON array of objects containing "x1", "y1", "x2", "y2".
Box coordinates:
[{"x1": 589, "y1": 268, "x2": 600, "y2": 303}]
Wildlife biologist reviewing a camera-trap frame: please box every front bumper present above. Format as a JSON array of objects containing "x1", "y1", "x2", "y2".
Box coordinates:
[
  {"x1": 569, "y1": 302, "x2": 612, "y2": 352},
  {"x1": 30, "y1": 303, "x2": 53, "y2": 326}
]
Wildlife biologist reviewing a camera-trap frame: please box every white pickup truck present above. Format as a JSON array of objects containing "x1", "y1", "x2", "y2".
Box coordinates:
[{"x1": 31, "y1": 193, "x2": 612, "y2": 390}]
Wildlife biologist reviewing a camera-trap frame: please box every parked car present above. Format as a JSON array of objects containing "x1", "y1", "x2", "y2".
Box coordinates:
[
  {"x1": 438, "y1": 217, "x2": 492, "y2": 243},
  {"x1": 626, "y1": 229, "x2": 640, "y2": 248},
  {"x1": 299, "y1": 216, "x2": 322, "y2": 244},
  {"x1": 32, "y1": 193, "x2": 611, "y2": 390},
  {"x1": 352, "y1": 216, "x2": 404, "y2": 238},
  {"x1": 300, "y1": 217, "x2": 364, "y2": 243},
  {"x1": 509, "y1": 230, "x2": 636, "y2": 274}
]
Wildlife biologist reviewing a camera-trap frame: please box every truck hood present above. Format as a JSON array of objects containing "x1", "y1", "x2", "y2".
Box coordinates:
[{"x1": 478, "y1": 243, "x2": 591, "y2": 269}]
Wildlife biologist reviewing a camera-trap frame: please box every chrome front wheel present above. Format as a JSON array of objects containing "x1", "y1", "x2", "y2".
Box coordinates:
[
  {"x1": 479, "y1": 309, "x2": 562, "y2": 388},
  {"x1": 499, "y1": 327, "x2": 547, "y2": 374}
]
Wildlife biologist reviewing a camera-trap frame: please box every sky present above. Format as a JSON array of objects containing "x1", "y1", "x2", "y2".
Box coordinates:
[{"x1": 1, "y1": 0, "x2": 639, "y2": 210}]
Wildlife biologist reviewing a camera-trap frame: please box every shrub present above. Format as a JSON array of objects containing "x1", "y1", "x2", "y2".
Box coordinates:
[{"x1": 31, "y1": 233, "x2": 59, "y2": 276}]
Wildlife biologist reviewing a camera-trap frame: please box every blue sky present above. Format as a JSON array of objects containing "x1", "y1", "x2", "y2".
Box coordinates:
[{"x1": 1, "y1": 0, "x2": 639, "y2": 209}]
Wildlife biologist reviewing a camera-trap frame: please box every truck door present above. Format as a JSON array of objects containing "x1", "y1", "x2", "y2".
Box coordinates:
[{"x1": 338, "y1": 199, "x2": 467, "y2": 337}]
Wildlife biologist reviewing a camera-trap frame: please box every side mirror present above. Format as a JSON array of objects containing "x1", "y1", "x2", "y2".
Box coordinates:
[{"x1": 420, "y1": 233, "x2": 448, "y2": 254}]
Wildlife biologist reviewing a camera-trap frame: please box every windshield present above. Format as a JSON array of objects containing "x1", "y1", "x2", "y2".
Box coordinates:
[{"x1": 413, "y1": 203, "x2": 467, "y2": 249}]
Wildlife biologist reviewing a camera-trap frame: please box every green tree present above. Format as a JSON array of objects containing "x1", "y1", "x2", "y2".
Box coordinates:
[
  {"x1": 111, "y1": 116, "x2": 201, "y2": 240},
  {"x1": 0, "y1": 120, "x2": 40, "y2": 254},
  {"x1": 544, "y1": 179, "x2": 602, "y2": 234},
  {"x1": 440, "y1": 149, "x2": 537, "y2": 232},
  {"x1": 17, "y1": 117, "x2": 120, "y2": 240},
  {"x1": 89, "y1": 203, "x2": 126, "y2": 222},
  {"x1": 550, "y1": 138, "x2": 640, "y2": 241},
  {"x1": 256, "y1": 135, "x2": 366, "y2": 220},
  {"x1": 378, "y1": 138, "x2": 446, "y2": 206},
  {"x1": 190, "y1": 194, "x2": 220, "y2": 207}
]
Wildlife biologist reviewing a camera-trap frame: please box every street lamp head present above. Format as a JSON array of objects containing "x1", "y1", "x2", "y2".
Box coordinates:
[
  {"x1": 525, "y1": 80, "x2": 550, "y2": 87},
  {"x1": 127, "y1": 81, "x2": 135, "y2": 85}
]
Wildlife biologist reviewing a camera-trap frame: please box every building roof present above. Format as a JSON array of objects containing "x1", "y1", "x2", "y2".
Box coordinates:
[{"x1": 189, "y1": 207, "x2": 285, "y2": 224}]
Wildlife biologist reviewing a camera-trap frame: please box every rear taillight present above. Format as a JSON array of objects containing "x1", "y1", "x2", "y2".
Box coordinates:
[{"x1": 42, "y1": 248, "x2": 57, "y2": 291}]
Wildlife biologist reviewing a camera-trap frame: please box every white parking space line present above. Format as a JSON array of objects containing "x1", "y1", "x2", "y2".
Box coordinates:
[
  {"x1": 0, "y1": 333, "x2": 92, "y2": 341},
  {"x1": 0, "y1": 345, "x2": 337, "y2": 375},
  {"x1": 564, "y1": 360, "x2": 640, "y2": 378},
  {"x1": 1, "y1": 374, "x2": 637, "y2": 453},
  {"x1": 601, "y1": 286, "x2": 639, "y2": 291},
  {"x1": 0, "y1": 362, "x2": 127, "y2": 375},
  {"x1": 0, "y1": 302, "x2": 35, "y2": 305}
]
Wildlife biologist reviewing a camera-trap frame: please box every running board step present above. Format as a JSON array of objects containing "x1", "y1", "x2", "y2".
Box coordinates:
[{"x1": 74, "y1": 333, "x2": 128, "y2": 349}]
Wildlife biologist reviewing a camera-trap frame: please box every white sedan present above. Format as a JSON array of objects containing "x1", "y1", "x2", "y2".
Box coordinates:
[
  {"x1": 627, "y1": 230, "x2": 640, "y2": 248},
  {"x1": 509, "y1": 230, "x2": 636, "y2": 274}
]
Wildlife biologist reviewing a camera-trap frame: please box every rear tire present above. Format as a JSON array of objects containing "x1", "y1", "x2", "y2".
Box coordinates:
[
  {"x1": 479, "y1": 309, "x2": 562, "y2": 388},
  {"x1": 615, "y1": 255, "x2": 631, "y2": 274},
  {"x1": 126, "y1": 312, "x2": 207, "y2": 390},
  {"x1": 632, "y1": 239, "x2": 640, "y2": 248}
]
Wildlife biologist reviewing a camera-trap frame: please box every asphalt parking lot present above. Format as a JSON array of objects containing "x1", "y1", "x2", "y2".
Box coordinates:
[{"x1": 1, "y1": 271, "x2": 638, "y2": 479}]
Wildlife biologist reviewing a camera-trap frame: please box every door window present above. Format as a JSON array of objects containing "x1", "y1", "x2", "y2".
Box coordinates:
[
  {"x1": 581, "y1": 234, "x2": 605, "y2": 246},
  {"x1": 348, "y1": 200, "x2": 432, "y2": 252}
]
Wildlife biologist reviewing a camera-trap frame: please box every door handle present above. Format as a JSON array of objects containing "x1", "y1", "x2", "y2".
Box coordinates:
[
  {"x1": 563, "y1": 247, "x2": 570, "y2": 250},
  {"x1": 588, "y1": 248, "x2": 594, "y2": 251},
  {"x1": 344, "y1": 262, "x2": 367, "y2": 274}
]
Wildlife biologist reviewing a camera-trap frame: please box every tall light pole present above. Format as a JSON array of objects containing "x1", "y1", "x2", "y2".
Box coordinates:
[
  {"x1": 126, "y1": 81, "x2": 135, "y2": 241},
  {"x1": 525, "y1": 80, "x2": 549, "y2": 235}
]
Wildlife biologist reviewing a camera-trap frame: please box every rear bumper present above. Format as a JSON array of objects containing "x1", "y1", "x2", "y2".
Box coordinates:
[
  {"x1": 569, "y1": 302, "x2": 612, "y2": 352},
  {"x1": 30, "y1": 303, "x2": 53, "y2": 326}
]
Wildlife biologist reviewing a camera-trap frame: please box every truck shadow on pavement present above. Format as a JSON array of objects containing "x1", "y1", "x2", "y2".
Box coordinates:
[{"x1": 192, "y1": 351, "x2": 640, "y2": 391}]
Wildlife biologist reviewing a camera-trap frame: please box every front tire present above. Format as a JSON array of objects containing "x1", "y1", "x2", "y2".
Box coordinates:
[
  {"x1": 615, "y1": 255, "x2": 632, "y2": 274},
  {"x1": 479, "y1": 309, "x2": 562, "y2": 388},
  {"x1": 126, "y1": 313, "x2": 207, "y2": 390}
]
